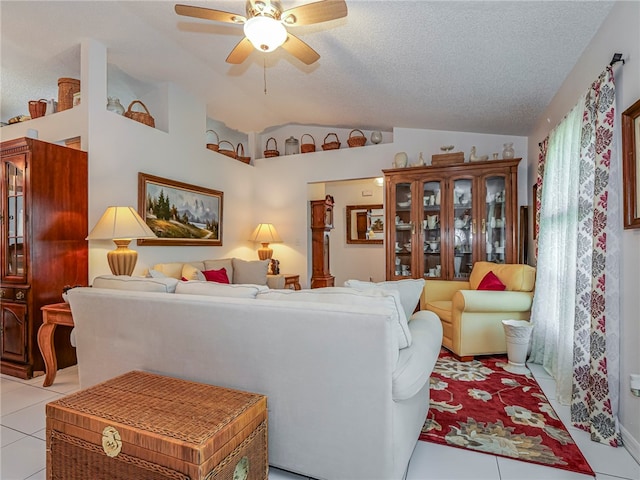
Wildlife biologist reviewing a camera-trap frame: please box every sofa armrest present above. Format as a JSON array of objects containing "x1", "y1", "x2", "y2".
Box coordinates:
[
  {"x1": 452, "y1": 290, "x2": 533, "y2": 313},
  {"x1": 392, "y1": 310, "x2": 442, "y2": 401},
  {"x1": 421, "y1": 280, "x2": 469, "y2": 307}
]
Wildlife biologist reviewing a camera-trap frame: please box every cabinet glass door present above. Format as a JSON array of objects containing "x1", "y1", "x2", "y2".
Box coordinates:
[
  {"x1": 3, "y1": 159, "x2": 25, "y2": 280},
  {"x1": 484, "y1": 175, "x2": 507, "y2": 263},
  {"x1": 422, "y1": 180, "x2": 442, "y2": 278},
  {"x1": 452, "y1": 178, "x2": 473, "y2": 279},
  {"x1": 393, "y1": 181, "x2": 413, "y2": 278}
]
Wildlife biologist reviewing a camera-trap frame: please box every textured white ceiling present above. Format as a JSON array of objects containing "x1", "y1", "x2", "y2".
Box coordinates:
[{"x1": 0, "y1": 1, "x2": 615, "y2": 135}]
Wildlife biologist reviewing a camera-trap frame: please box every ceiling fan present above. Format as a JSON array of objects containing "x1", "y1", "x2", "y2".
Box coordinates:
[{"x1": 175, "y1": 0, "x2": 347, "y2": 65}]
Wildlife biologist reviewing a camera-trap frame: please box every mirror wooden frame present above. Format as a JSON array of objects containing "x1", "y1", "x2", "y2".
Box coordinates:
[
  {"x1": 622, "y1": 98, "x2": 640, "y2": 229},
  {"x1": 346, "y1": 204, "x2": 384, "y2": 244}
]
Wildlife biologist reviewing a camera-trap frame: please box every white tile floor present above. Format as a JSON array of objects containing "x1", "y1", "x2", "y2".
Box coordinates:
[{"x1": 1, "y1": 364, "x2": 638, "y2": 480}]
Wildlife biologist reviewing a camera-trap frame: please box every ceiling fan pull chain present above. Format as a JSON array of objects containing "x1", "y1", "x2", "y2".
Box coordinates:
[{"x1": 264, "y1": 57, "x2": 267, "y2": 95}]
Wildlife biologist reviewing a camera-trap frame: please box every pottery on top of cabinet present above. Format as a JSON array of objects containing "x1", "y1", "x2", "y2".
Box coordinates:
[{"x1": 393, "y1": 152, "x2": 408, "y2": 168}]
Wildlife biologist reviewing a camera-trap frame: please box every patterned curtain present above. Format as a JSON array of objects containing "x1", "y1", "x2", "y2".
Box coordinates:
[
  {"x1": 534, "y1": 138, "x2": 548, "y2": 259},
  {"x1": 571, "y1": 66, "x2": 621, "y2": 446}
]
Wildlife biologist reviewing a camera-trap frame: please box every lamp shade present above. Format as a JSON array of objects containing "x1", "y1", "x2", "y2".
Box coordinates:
[
  {"x1": 249, "y1": 223, "x2": 282, "y2": 260},
  {"x1": 86, "y1": 206, "x2": 156, "y2": 276},
  {"x1": 244, "y1": 16, "x2": 287, "y2": 52},
  {"x1": 86, "y1": 206, "x2": 156, "y2": 241}
]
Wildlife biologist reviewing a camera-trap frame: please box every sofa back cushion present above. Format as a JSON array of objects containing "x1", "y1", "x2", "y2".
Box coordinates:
[
  {"x1": 203, "y1": 259, "x2": 234, "y2": 282},
  {"x1": 344, "y1": 279, "x2": 425, "y2": 321},
  {"x1": 257, "y1": 287, "x2": 411, "y2": 349},
  {"x1": 92, "y1": 275, "x2": 179, "y2": 293},
  {"x1": 175, "y1": 281, "x2": 266, "y2": 298},
  {"x1": 469, "y1": 262, "x2": 536, "y2": 292},
  {"x1": 232, "y1": 258, "x2": 269, "y2": 285},
  {"x1": 152, "y1": 262, "x2": 205, "y2": 280}
]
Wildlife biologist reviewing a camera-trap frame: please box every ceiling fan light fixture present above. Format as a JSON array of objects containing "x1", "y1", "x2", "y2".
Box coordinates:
[{"x1": 244, "y1": 16, "x2": 287, "y2": 52}]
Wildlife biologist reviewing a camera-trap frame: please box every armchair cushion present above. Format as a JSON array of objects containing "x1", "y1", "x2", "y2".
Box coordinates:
[{"x1": 477, "y1": 271, "x2": 506, "y2": 291}]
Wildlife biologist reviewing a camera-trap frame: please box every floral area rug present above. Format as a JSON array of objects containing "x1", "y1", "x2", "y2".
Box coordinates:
[{"x1": 419, "y1": 351, "x2": 595, "y2": 477}]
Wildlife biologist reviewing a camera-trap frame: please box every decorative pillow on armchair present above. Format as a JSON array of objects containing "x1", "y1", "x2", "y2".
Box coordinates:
[{"x1": 476, "y1": 271, "x2": 506, "y2": 291}]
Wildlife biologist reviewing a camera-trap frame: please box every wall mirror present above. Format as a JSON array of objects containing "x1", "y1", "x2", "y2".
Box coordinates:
[
  {"x1": 622, "y1": 98, "x2": 640, "y2": 229},
  {"x1": 346, "y1": 204, "x2": 384, "y2": 244}
]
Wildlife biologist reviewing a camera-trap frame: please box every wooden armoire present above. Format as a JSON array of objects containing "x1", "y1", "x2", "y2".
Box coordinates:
[{"x1": 1, "y1": 138, "x2": 88, "y2": 379}]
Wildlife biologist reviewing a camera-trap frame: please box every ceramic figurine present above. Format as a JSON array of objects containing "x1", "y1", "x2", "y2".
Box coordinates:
[{"x1": 469, "y1": 146, "x2": 488, "y2": 162}]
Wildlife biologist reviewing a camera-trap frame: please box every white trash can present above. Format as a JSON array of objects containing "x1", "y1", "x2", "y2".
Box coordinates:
[{"x1": 501, "y1": 319, "x2": 533, "y2": 374}]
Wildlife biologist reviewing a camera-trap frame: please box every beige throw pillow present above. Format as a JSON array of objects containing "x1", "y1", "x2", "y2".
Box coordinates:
[{"x1": 232, "y1": 258, "x2": 269, "y2": 285}]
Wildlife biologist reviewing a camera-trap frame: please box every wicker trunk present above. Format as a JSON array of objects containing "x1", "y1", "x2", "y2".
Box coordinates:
[{"x1": 46, "y1": 371, "x2": 267, "y2": 479}]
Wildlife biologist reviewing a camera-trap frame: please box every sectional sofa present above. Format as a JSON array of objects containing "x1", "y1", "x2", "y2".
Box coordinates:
[{"x1": 68, "y1": 277, "x2": 442, "y2": 479}]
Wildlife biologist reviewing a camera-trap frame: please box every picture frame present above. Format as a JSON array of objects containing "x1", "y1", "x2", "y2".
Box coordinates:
[
  {"x1": 622, "y1": 98, "x2": 640, "y2": 229},
  {"x1": 137, "y1": 172, "x2": 223, "y2": 246},
  {"x1": 346, "y1": 204, "x2": 384, "y2": 244}
]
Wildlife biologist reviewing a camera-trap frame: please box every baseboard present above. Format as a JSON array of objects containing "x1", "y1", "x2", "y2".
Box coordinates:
[{"x1": 620, "y1": 423, "x2": 640, "y2": 464}]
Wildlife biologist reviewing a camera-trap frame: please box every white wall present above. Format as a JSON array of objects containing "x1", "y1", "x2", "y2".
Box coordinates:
[
  {"x1": 324, "y1": 178, "x2": 385, "y2": 285},
  {"x1": 527, "y1": 0, "x2": 640, "y2": 460}
]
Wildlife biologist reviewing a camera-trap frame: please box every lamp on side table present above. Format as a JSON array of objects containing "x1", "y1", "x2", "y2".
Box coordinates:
[{"x1": 86, "y1": 206, "x2": 157, "y2": 275}]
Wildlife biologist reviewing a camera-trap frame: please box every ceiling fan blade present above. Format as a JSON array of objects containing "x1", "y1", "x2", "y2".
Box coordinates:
[
  {"x1": 226, "y1": 37, "x2": 254, "y2": 64},
  {"x1": 281, "y1": 0, "x2": 347, "y2": 26},
  {"x1": 281, "y1": 33, "x2": 320, "y2": 65},
  {"x1": 175, "y1": 4, "x2": 246, "y2": 24}
]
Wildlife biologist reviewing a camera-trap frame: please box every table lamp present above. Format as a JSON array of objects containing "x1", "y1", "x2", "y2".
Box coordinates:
[
  {"x1": 249, "y1": 223, "x2": 282, "y2": 260},
  {"x1": 86, "y1": 206, "x2": 157, "y2": 276}
]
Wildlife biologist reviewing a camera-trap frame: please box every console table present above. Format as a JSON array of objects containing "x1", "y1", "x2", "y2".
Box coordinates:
[{"x1": 38, "y1": 302, "x2": 74, "y2": 387}]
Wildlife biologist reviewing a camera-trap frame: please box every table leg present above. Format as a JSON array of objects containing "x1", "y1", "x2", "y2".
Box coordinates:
[{"x1": 37, "y1": 323, "x2": 58, "y2": 387}]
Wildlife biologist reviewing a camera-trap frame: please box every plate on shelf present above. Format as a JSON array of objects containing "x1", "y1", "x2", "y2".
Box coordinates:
[
  {"x1": 396, "y1": 224, "x2": 411, "y2": 230},
  {"x1": 397, "y1": 201, "x2": 411, "y2": 208}
]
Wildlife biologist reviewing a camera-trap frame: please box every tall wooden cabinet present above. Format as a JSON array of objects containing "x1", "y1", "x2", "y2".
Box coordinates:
[
  {"x1": 383, "y1": 158, "x2": 520, "y2": 281},
  {"x1": 1, "y1": 138, "x2": 88, "y2": 379}
]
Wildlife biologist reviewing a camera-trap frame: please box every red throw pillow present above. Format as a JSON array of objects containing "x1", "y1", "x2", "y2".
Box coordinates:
[
  {"x1": 477, "y1": 271, "x2": 506, "y2": 291},
  {"x1": 202, "y1": 267, "x2": 230, "y2": 284}
]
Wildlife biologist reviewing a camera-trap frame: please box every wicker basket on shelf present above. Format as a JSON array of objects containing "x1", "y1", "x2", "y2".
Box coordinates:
[
  {"x1": 301, "y1": 134, "x2": 316, "y2": 153},
  {"x1": 236, "y1": 143, "x2": 251, "y2": 164},
  {"x1": 57, "y1": 78, "x2": 80, "y2": 111},
  {"x1": 347, "y1": 129, "x2": 367, "y2": 147},
  {"x1": 28, "y1": 99, "x2": 48, "y2": 119},
  {"x1": 263, "y1": 137, "x2": 280, "y2": 157},
  {"x1": 322, "y1": 133, "x2": 341, "y2": 151},
  {"x1": 218, "y1": 141, "x2": 237, "y2": 159},
  {"x1": 124, "y1": 100, "x2": 155, "y2": 127},
  {"x1": 206, "y1": 129, "x2": 219, "y2": 151}
]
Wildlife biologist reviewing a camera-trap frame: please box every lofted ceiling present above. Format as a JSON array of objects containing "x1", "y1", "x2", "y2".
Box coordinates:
[{"x1": 0, "y1": 1, "x2": 615, "y2": 136}]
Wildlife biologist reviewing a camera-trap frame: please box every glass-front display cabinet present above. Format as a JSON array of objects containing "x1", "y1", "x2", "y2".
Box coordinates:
[{"x1": 384, "y1": 158, "x2": 520, "y2": 281}]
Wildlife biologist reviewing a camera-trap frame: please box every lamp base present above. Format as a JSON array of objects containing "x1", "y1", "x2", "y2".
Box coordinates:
[
  {"x1": 107, "y1": 239, "x2": 138, "y2": 276},
  {"x1": 257, "y1": 243, "x2": 273, "y2": 261}
]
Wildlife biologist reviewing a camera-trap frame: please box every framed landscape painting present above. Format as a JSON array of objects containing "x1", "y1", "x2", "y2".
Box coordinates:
[{"x1": 138, "y1": 172, "x2": 223, "y2": 246}]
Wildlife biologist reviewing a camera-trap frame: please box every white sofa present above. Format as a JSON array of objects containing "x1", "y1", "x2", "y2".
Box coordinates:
[{"x1": 68, "y1": 280, "x2": 442, "y2": 480}]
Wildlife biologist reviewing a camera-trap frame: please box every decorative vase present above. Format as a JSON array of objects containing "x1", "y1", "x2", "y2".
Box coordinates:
[
  {"x1": 454, "y1": 256, "x2": 462, "y2": 277},
  {"x1": 501, "y1": 319, "x2": 533, "y2": 374},
  {"x1": 371, "y1": 131, "x2": 383, "y2": 144},
  {"x1": 502, "y1": 142, "x2": 515, "y2": 159},
  {"x1": 393, "y1": 152, "x2": 408, "y2": 168},
  {"x1": 106, "y1": 97, "x2": 125, "y2": 115}
]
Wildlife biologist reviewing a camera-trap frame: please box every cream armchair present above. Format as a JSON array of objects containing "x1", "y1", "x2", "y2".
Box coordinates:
[{"x1": 421, "y1": 262, "x2": 536, "y2": 360}]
